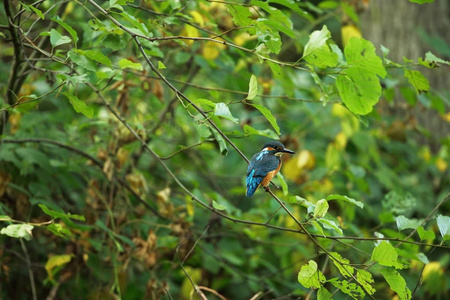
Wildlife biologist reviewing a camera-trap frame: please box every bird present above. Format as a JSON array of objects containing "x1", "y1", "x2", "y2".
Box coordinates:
[{"x1": 246, "y1": 141, "x2": 295, "y2": 197}]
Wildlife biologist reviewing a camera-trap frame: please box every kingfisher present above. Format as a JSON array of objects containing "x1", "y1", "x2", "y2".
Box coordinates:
[{"x1": 246, "y1": 141, "x2": 295, "y2": 197}]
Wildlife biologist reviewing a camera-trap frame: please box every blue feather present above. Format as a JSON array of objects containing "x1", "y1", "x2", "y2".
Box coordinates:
[{"x1": 246, "y1": 169, "x2": 263, "y2": 197}]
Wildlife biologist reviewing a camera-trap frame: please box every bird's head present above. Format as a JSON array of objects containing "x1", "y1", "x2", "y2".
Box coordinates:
[{"x1": 261, "y1": 141, "x2": 295, "y2": 157}]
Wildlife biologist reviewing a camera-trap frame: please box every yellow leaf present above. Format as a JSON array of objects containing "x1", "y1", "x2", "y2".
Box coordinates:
[
  {"x1": 335, "y1": 132, "x2": 348, "y2": 150},
  {"x1": 45, "y1": 254, "x2": 73, "y2": 279},
  {"x1": 326, "y1": 143, "x2": 341, "y2": 170},
  {"x1": 180, "y1": 267, "x2": 202, "y2": 299},
  {"x1": 423, "y1": 262, "x2": 443, "y2": 280},
  {"x1": 442, "y1": 112, "x2": 450, "y2": 122},
  {"x1": 435, "y1": 157, "x2": 448, "y2": 172},
  {"x1": 182, "y1": 25, "x2": 199, "y2": 46},
  {"x1": 341, "y1": 24, "x2": 362, "y2": 47},
  {"x1": 233, "y1": 32, "x2": 255, "y2": 46},
  {"x1": 202, "y1": 42, "x2": 220, "y2": 60},
  {"x1": 189, "y1": 11, "x2": 205, "y2": 27},
  {"x1": 185, "y1": 195, "x2": 195, "y2": 216},
  {"x1": 332, "y1": 104, "x2": 360, "y2": 136},
  {"x1": 420, "y1": 147, "x2": 431, "y2": 162}
]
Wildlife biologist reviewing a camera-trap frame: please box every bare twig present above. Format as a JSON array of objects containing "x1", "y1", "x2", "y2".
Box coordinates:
[{"x1": 20, "y1": 239, "x2": 37, "y2": 300}]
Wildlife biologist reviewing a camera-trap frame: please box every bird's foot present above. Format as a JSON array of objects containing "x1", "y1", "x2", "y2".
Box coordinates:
[{"x1": 264, "y1": 186, "x2": 270, "y2": 192}]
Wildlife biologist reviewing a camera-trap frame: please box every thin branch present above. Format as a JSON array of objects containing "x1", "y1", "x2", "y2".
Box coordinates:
[{"x1": 20, "y1": 239, "x2": 37, "y2": 300}]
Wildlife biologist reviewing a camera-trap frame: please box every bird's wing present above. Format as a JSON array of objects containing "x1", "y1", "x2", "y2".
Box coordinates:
[{"x1": 246, "y1": 153, "x2": 279, "y2": 196}]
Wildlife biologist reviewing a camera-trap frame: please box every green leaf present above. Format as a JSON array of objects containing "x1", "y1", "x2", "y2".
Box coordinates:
[
  {"x1": 337, "y1": 68, "x2": 380, "y2": 115},
  {"x1": 210, "y1": 127, "x2": 228, "y2": 156},
  {"x1": 297, "y1": 260, "x2": 326, "y2": 289},
  {"x1": 417, "y1": 252, "x2": 429, "y2": 264},
  {"x1": 317, "y1": 218, "x2": 343, "y2": 235},
  {"x1": 371, "y1": 241, "x2": 404, "y2": 269},
  {"x1": 119, "y1": 10, "x2": 149, "y2": 35},
  {"x1": 118, "y1": 58, "x2": 143, "y2": 70},
  {"x1": 303, "y1": 25, "x2": 333, "y2": 58},
  {"x1": 317, "y1": 286, "x2": 333, "y2": 300},
  {"x1": 409, "y1": 0, "x2": 434, "y2": 3},
  {"x1": 78, "y1": 50, "x2": 112, "y2": 67},
  {"x1": 436, "y1": 214, "x2": 450, "y2": 240},
  {"x1": 243, "y1": 124, "x2": 278, "y2": 139},
  {"x1": 416, "y1": 226, "x2": 435, "y2": 241},
  {"x1": 214, "y1": 103, "x2": 239, "y2": 124},
  {"x1": 304, "y1": 44, "x2": 339, "y2": 68},
  {"x1": 49, "y1": 29, "x2": 72, "y2": 48},
  {"x1": 329, "y1": 278, "x2": 365, "y2": 300},
  {"x1": 51, "y1": 16, "x2": 78, "y2": 43},
  {"x1": 29, "y1": 4, "x2": 45, "y2": 19},
  {"x1": 356, "y1": 269, "x2": 376, "y2": 295},
  {"x1": 311, "y1": 220, "x2": 326, "y2": 237},
  {"x1": 64, "y1": 92, "x2": 94, "y2": 119},
  {"x1": 422, "y1": 51, "x2": 450, "y2": 67},
  {"x1": 103, "y1": 34, "x2": 128, "y2": 51},
  {"x1": 337, "y1": 37, "x2": 386, "y2": 115},
  {"x1": 249, "y1": 103, "x2": 281, "y2": 135},
  {"x1": 329, "y1": 252, "x2": 355, "y2": 278},
  {"x1": 276, "y1": 173, "x2": 288, "y2": 196},
  {"x1": 379, "y1": 267, "x2": 412, "y2": 300},
  {"x1": 212, "y1": 200, "x2": 227, "y2": 211},
  {"x1": 326, "y1": 194, "x2": 364, "y2": 209},
  {"x1": 247, "y1": 74, "x2": 258, "y2": 100},
  {"x1": 314, "y1": 199, "x2": 329, "y2": 218},
  {"x1": 404, "y1": 70, "x2": 429, "y2": 94},
  {"x1": 0, "y1": 215, "x2": 12, "y2": 221},
  {"x1": 158, "y1": 61, "x2": 167, "y2": 69},
  {"x1": 68, "y1": 50, "x2": 97, "y2": 71},
  {"x1": 1, "y1": 224, "x2": 34, "y2": 240},
  {"x1": 46, "y1": 223, "x2": 72, "y2": 239},
  {"x1": 192, "y1": 98, "x2": 216, "y2": 109},
  {"x1": 395, "y1": 215, "x2": 423, "y2": 231},
  {"x1": 39, "y1": 204, "x2": 85, "y2": 221},
  {"x1": 228, "y1": 5, "x2": 253, "y2": 27}
]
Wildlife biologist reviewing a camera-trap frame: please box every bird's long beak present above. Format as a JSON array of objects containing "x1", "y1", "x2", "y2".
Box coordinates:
[{"x1": 281, "y1": 148, "x2": 295, "y2": 154}]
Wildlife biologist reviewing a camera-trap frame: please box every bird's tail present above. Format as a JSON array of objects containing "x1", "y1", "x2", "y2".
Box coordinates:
[{"x1": 246, "y1": 171, "x2": 262, "y2": 197}]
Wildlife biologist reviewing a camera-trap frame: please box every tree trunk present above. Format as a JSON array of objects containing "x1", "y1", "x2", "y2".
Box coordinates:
[{"x1": 360, "y1": 0, "x2": 450, "y2": 148}]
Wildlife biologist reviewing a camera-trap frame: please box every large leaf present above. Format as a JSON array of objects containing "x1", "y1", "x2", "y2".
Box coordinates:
[
  {"x1": 314, "y1": 199, "x2": 329, "y2": 218},
  {"x1": 326, "y1": 194, "x2": 364, "y2": 209},
  {"x1": 329, "y1": 278, "x2": 365, "y2": 300},
  {"x1": 380, "y1": 267, "x2": 412, "y2": 300},
  {"x1": 1, "y1": 224, "x2": 34, "y2": 240},
  {"x1": 64, "y1": 92, "x2": 94, "y2": 118},
  {"x1": 303, "y1": 25, "x2": 333, "y2": 59},
  {"x1": 297, "y1": 260, "x2": 326, "y2": 289},
  {"x1": 371, "y1": 241, "x2": 404, "y2": 269},
  {"x1": 214, "y1": 103, "x2": 239, "y2": 124},
  {"x1": 329, "y1": 252, "x2": 355, "y2": 278},
  {"x1": 243, "y1": 124, "x2": 278, "y2": 139},
  {"x1": 51, "y1": 16, "x2": 78, "y2": 44},
  {"x1": 78, "y1": 50, "x2": 112, "y2": 67},
  {"x1": 337, "y1": 37, "x2": 387, "y2": 115},
  {"x1": 404, "y1": 69, "x2": 429, "y2": 94},
  {"x1": 249, "y1": 103, "x2": 281, "y2": 135},
  {"x1": 228, "y1": 5, "x2": 253, "y2": 27},
  {"x1": 49, "y1": 29, "x2": 71, "y2": 48}
]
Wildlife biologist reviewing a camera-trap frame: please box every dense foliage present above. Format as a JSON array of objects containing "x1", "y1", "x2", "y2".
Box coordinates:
[{"x1": 0, "y1": 0, "x2": 449, "y2": 299}]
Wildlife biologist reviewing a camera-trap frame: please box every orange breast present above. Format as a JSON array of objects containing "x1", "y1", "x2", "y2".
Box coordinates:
[{"x1": 259, "y1": 161, "x2": 282, "y2": 187}]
